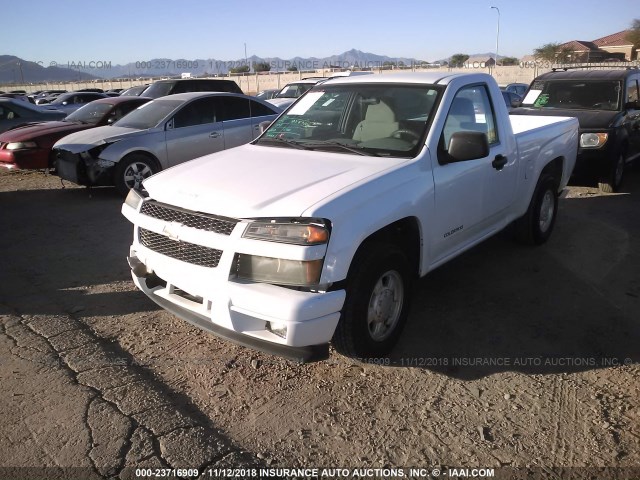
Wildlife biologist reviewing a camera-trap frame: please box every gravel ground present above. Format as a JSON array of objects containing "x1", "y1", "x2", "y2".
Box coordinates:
[{"x1": 0, "y1": 168, "x2": 639, "y2": 479}]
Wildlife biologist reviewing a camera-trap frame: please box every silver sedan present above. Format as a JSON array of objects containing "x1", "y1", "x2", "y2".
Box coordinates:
[{"x1": 53, "y1": 92, "x2": 281, "y2": 194}]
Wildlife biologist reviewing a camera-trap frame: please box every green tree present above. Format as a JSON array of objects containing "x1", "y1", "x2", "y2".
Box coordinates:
[
  {"x1": 254, "y1": 62, "x2": 271, "y2": 72},
  {"x1": 229, "y1": 65, "x2": 250, "y2": 74},
  {"x1": 625, "y1": 18, "x2": 640, "y2": 58},
  {"x1": 500, "y1": 56, "x2": 519, "y2": 66},
  {"x1": 450, "y1": 54, "x2": 469, "y2": 67},
  {"x1": 533, "y1": 42, "x2": 571, "y2": 62}
]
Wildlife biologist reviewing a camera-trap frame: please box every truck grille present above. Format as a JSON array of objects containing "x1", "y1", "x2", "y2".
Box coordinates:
[
  {"x1": 139, "y1": 228, "x2": 222, "y2": 268},
  {"x1": 140, "y1": 201, "x2": 237, "y2": 235}
]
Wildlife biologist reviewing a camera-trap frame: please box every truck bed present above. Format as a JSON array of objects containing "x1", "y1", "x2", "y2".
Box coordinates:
[{"x1": 509, "y1": 114, "x2": 576, "y2": 136}]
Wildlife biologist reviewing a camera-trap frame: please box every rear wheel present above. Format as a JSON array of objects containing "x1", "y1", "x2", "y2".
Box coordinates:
[
  {"x1": 598, "y1": 151, "x2": 625, "y2": 193},
  {"x1": 514, "y1": 173, "x2": 558, "y2": 245},
  {"x1": 333, "y1": 243, "x2": 413, "y2": 359},
  {"x1": 114, "y1": 154, "x2": 158, "y2": 195}
]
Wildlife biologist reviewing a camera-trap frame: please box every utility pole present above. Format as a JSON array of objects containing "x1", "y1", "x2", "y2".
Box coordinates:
[{"x1": 490, "y1": 6, "x2": 500, "y2": 67}]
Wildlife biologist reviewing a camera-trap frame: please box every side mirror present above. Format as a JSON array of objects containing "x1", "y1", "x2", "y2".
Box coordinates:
[
  {"x1": 258, "y1": 120, "x2": 272, "y2": 134},
  {"x1": 165, "y1": 118, "x2": 174, "y2": 130},
  {"x1": 446, "y1": 131, "x2": 489, "y2": 162},
  {"x1": 107, "y1": 117, "x2": 116, "y2": 124},
  {"x1": 511, "y1": 98, "x2": 521, "y2": 108},
  {"x1": 61, "y1": 101, "x2": 68, "y2": 106}
]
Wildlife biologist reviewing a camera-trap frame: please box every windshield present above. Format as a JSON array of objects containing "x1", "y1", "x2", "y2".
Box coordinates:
[
  {"x1": 257, "y1": 84, "x2": 441, "y2": 158},
  {"x1": 64, "y1": 102, "x2": 112, "y2": 124},
  {"x1": 141, "y1": 82, "x2": 176, "y2": 99},
  {"x1": 113, "y1": 99, "x2": 181, "y2": 129},
  {"x1": 50, "y1": 93, "x2": 74, "y2": 105},
  {"x1": 522, "y1": 80, "x2": 622, "y2": 111},
  {"x1": 275, "y1": 83, "x2": 315, "y2": 99},
  {"x1": 121, "y1": 85, "x2": 148, "y2": 96}
]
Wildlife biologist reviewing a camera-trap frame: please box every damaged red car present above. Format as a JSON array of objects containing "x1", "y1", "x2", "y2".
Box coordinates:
[{"x1": 0, "y1": 96, "x2": 150, "y2": 170}]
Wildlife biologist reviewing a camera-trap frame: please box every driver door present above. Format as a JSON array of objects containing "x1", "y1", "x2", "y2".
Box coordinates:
[{"x1": 164, "y1": 97, "x2": 225, "y2": 167}]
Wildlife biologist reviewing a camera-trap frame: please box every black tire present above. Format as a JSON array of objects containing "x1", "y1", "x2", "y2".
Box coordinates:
[
  {"x1": 514, "y1": 173, "x2": 558, "y2": 245},
  {"x1": 114, "y1": 154, "x2": 158, "y2": 196},
  {"x1": 598, "y1": 150, "x2": 625, "y2": 193},
  {"x1": 333, "y1": 243, "x2": 413, "y2": 359}
]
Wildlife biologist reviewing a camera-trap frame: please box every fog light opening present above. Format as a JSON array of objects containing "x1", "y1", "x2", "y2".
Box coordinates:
[{"x1": 266, "y1": 321, "x2": 288, "y2": 339}]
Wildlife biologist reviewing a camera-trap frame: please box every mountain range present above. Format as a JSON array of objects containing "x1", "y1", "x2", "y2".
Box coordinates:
[{"x1": 1, "y1": 49, "x2": 504, "y2": 83}]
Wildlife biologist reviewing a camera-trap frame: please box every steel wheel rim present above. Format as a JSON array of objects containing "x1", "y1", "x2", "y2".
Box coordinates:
[
  {"x1": 367, "y1": 270, "x2": 404, "y2": 342},
  {"x1": 539, "y1": 190, "x2": 555, "y2": 233},
  {"x1": 124, "y1": 162, "x2": 153, "y2": 191}
]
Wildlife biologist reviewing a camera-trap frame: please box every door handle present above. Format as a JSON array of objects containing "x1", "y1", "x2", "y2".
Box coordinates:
[
  {"x1": 492, "y1": 154, "x2": 508, "y2": 170},
  {"x1": 209, "y1": 132, "x2": 221, "y2": 138}
]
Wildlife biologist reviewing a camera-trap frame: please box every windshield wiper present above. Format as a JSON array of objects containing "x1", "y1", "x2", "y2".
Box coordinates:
[
  {"x1": 257, "y1": 137, "x2": 310, "y2": 150},
  {"x1": 299, "y1": 140, "x2": 380, "y2": 157}
]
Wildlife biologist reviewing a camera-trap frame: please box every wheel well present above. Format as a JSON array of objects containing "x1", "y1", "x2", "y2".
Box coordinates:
[
  {"x1": 541, "y1": 157, "x2": 563, "y2": 190},
  {"x1": 355, "y1": 218, "x2": 421, "y2": 278},
  {"x1": 121, "y1": 151, "x2": 161, "y2": 172}
]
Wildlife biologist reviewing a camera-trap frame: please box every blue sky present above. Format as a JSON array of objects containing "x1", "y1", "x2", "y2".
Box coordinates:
[{"x1": 3, "y1": 0, "x2": 638, "y2": 64}]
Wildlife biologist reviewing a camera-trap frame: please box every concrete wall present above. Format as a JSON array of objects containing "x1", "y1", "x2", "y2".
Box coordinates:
[{"x1": 0, "y1": 65, "x2": 556, "y2": 95}]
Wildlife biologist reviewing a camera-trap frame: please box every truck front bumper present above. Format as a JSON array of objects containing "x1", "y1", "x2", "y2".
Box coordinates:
[{"x1": 128, "y1": 250, "x2": 345, "y2": 363}]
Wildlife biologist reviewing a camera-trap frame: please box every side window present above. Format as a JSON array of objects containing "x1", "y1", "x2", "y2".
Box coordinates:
[
  {"x1": 627, "y1": 77, "x2": 639, "y2": 103},
  {"x1": 116, "y1": 102, "x2": 143, "y2": 120},
  {"x1": 441, "y1": 85, "x2": 498, "y2": 151},
  {"x1": 250, "y1": 100, "x2": 275, "y2": 118},
  {"x1": 172, "y1": 97, "x2": 218, "y2": 128},
  {"x1": 0, "y1": 106, "x2": 18, "y2": 120},
  {"x1": 220, "y1": 97, "x2": 251, "y2": 121}
]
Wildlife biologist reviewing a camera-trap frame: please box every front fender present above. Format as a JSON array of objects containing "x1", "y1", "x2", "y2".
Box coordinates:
[{"x1": 305, "y1": 159, "x2": 433, "y2": 283}]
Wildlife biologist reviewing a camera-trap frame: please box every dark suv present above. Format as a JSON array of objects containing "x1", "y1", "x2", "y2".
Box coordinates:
[
  {"x1": 512, "y1": 68, "x2": 640, "y2": 192},
  {"x1": 142, "y1": 78, "x2": 243, "y2": 99}
]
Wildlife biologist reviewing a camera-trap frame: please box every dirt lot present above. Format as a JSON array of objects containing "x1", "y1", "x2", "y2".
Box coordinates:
[{"x1": 1, "y1": 168, "x2": 639, "y2": 479}]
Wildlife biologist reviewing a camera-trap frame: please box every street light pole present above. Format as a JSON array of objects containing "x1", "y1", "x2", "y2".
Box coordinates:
[{"x1": 490, "y1": 6, "x2": 500, "y2": 67}]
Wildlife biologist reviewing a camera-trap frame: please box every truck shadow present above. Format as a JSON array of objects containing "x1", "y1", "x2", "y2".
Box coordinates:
[
  {"x1": 390, "y1": 170, "x2": 640, "y2": 378},
  {"x1": 0, "y1": 185, "x2": 161, "y2": 318}
]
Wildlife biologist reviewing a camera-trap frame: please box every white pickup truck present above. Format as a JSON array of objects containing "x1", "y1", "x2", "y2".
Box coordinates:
[{"x1": 122, "y1": 72, "x2": 578, "y2": 362}]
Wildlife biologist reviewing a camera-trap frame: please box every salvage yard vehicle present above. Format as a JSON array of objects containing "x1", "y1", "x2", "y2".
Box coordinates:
[
  {"x1": 512, "y1": 67, "x2": 640, "y2": 192},
  {"x1": 0, "y1": 98, "x2": 66, "y2": 134},
  {"x1": 0, "y1": 96, "x2": 150, "y2": 170},
  {"x1": 122, "y1": 72, "x2": 578, "y2": 362},
  {"x1": 43, "y1": 92, "x2": 109, "y2": 113},
  {"x1": 53, "y1": 92, "x2": 280, "y2": 194},
  {"x1": 141, "y1": 78, "x2": 243, "y2": 99}
]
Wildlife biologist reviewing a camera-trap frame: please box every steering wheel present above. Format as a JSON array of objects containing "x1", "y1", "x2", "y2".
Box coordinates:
[{"x1": 391, "y1": 129, "x2": 420, "y2": 141}]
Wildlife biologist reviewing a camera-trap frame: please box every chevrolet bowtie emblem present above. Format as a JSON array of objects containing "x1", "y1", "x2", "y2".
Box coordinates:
[{"x1": 162, "y1": 222, "x2": 182, "y2": 241}]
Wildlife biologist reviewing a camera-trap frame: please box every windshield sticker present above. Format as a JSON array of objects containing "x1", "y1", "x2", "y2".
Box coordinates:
[
  {"x1": 522, "y1": 89, "x2": 542, "y2": 105},
  {"x1": 288, "y1": 91, "x2": 325, "y2": 115},
  {"x1": 533, "y1": 94, "x2": 549, "y2": 107}
]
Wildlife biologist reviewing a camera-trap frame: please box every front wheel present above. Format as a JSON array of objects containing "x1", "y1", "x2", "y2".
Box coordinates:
[
  {"x1": 333, "y1": 243, "x2": 413, "y2": 359},
  {"x1": 514, "y1": 173, "x2": 558, "y2": 245},
  {"x1": 114, "y1": 154, "x2": 158, "y2": 196},
  {"x1": 598, "y1": 151, "x2": 625, "y2": 193}
]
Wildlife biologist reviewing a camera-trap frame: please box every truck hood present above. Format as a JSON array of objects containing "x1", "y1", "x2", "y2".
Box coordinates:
[
  {"x1": 144, "y1": 144, "x2": 404, "y2": 218},
  {"x1": 511, "y1": 107, "x2": 619, "y2": 129},
  {"x1": 53, "y1": 125, "x2": 143, "y2": 153},
  {"x1": 0, "y1": 121, "x2": 91, "y2": 142}
]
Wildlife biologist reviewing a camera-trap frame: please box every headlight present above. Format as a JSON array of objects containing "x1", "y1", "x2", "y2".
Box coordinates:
[
  {"x1": 580, "y1": 133, "x2": 608, "y2": 148},
  {"x1": 243, "y1": 218, "x2": 329, "y2": 245},
  {"x1": 124, "y1": 188, "x2": 145, "y2": 210},
  {"x1": 234, "y1": 254, "x2": 324, "y2": 286},
  {"x1": 6, "y1": 141, "x2": 38, "y2": 150}
]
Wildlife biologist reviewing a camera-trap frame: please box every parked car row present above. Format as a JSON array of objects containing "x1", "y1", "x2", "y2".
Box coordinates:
[
  {"x1": 0, "y1": 83, "x2": 281, "y2": 193},
  {"x1": 0, "y1": 96, "x2": 150, "y2": 169}
]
